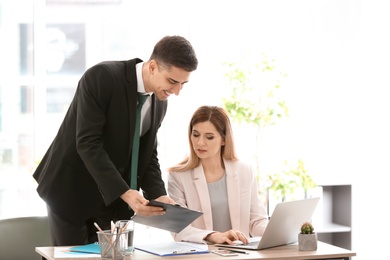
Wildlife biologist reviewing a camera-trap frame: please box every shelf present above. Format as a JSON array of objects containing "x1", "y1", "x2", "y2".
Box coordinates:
[
  {"x1": 314, "y1": 184, "x2": 352, "y2": 250},
  {"x1": 316, "y1": 222, "x2": 351, "y2": 233}
]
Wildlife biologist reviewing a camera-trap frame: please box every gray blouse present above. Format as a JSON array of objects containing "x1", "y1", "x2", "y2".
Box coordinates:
[{"x1": 207, "y1": 173, "x2": 232, "y2": 232}]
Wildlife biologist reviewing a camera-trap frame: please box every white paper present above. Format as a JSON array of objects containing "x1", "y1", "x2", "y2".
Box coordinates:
[{"x1": 54, "y1": 247, "x2": 101, "y2": 258}]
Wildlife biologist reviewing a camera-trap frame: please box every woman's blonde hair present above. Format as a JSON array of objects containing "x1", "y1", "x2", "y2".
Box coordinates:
[{"x1": 167, "y1": 106, "x2": 238, "y2": 173}]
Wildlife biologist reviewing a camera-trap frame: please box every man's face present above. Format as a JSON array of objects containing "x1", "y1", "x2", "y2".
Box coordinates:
[{"x1": 146, "y1": 61, "x2": 191, "y2": 101}]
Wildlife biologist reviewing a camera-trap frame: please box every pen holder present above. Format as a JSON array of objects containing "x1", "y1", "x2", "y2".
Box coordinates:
[
  {"x1": 115, "y1": 220, "x2": 135, "y2": 255},
  {"x1": 97, "y1": 230, "x2": 129, "y2": 260}
]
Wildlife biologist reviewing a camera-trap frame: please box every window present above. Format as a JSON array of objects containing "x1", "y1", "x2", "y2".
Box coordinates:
[{"x1": 0, "y1": 0, "x2": 196, "y2": 220}]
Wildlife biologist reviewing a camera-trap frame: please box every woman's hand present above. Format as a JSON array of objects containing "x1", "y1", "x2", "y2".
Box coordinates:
[{"x1": 205, "y1": 229, "x2": 249, "y2": 245}]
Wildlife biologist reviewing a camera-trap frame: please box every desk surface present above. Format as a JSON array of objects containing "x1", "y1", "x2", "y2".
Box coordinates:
[{"x1": 36, "y1": 241, "x2": 356, "y2": 260}]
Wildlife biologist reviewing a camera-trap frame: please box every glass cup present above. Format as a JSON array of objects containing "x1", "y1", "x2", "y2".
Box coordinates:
[
  {"x1": 97, "y1": 229, "x2": 129, "y2": 260},
  {"x1": 115, "y1": 220, "x2": 135, "y2": 255}
]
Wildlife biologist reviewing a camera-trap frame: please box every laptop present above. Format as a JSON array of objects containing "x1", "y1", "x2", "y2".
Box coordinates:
[{"x1": 216, "y1": 197, "x2": 320, "y2": 250}]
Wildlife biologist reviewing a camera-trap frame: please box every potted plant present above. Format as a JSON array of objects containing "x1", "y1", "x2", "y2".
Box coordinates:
[{"x1": 298, "y1": 222, "x2": 317, "y2": 251}]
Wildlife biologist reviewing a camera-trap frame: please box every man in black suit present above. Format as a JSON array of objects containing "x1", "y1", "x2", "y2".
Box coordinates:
[{"x1": 33, "y1": 35, "x2": 198, "y2": 246}]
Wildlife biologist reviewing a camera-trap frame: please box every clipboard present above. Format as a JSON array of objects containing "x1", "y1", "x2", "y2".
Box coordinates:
[{"x1": 131, "y1": 200, "x2": 203, "y2": 233}]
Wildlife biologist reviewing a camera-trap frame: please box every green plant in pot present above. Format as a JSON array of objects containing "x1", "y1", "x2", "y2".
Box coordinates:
[{"x1": 298, "y1": 222, "x2": 317, "y2": 251}]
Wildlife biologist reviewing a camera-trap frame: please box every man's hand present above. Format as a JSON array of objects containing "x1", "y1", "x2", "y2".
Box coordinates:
[
  {"x1": 120, "y1": 189, "x2": 165, "y2": 216},
  {"x1": 154, "y1": 195, "x2": 176, "y2": 204}
]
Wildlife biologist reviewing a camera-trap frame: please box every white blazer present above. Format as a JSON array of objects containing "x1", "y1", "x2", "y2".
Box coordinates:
[{"x1": 167, "y1": 159, "x2": 269, "y2": 244}]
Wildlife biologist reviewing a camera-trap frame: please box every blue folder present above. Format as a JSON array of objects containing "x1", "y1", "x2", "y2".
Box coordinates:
[{"x1": 69, "y1": 243, "x2": 100, "y2": 254}]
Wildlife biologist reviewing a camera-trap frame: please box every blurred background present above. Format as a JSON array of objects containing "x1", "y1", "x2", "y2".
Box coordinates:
[{"x1": 1, "y1": 1, "x2": 389, "y2": 259}]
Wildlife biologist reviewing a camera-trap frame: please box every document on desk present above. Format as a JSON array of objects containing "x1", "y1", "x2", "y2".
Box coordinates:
[
  {"x1": 54, "y1": 245, "x2": 100, "y2": 258},
  {"x1": 132, "y1": 200, "x2": 203, "y2": 233},
  {"x1": 135, "y1": 241, "x2": 209, "y2": 256}
]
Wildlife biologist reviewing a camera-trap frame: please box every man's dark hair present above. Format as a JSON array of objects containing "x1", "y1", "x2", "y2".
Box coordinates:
[{"x1": 150, "y1": 35, "x2": 198, "y2": 72}]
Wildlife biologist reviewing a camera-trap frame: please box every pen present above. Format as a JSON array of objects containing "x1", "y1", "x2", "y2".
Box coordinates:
[{"x1": 218, "y1": 248, "x2": 249, "y2": 255}]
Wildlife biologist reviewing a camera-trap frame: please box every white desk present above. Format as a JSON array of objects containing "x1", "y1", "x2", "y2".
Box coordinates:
[{"x1": 36, "y1": 241, "x2": 356, "y2": 260}]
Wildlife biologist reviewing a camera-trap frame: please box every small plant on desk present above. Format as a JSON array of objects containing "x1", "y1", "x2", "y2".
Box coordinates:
[
  {"x1": 301, "y1": 222, "x2": 315, "y2": 234},
  {"x1": 298, "y1": 222, "x2": 317, "y2": 251}
]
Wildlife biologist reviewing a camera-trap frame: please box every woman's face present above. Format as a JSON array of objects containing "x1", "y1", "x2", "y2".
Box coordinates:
[{"x1": 191, "y1": 121, "x2": 225, "y2": 160}]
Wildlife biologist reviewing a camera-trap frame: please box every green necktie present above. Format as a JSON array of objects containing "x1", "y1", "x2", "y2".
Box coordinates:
[{"x1": 130, "y1": 93, "x2": 148, "y2": 190}]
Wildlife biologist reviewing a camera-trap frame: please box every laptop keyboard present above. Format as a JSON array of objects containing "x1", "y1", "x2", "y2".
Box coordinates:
[{"x1": 246, "y1": 241, "x2": 259, "y2": 247}]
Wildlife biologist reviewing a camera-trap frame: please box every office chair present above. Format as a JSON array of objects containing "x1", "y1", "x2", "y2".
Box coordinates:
[{"x1": 0, "y1": 216, "x2": 51, "y2": 260}]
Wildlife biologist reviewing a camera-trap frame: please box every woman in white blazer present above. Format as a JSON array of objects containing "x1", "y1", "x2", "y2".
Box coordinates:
[{"x1": 167, "y1": 106, "x2": 269, "y2": 245}]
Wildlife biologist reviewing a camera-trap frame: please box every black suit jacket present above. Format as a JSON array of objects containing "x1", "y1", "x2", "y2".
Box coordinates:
[{"x1": 33, "y1": 58, "x2": 168, "y2": 221}]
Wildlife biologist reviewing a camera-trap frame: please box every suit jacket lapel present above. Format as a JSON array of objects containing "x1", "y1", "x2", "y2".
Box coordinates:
[
  {"x1": 192, "y1": 165, "x2": 214, "y2": 230},
  {"x1": 193, "y1": 161, "x2": 241, "y2": 231},
  {"x1": 225, "y1": 160, "x2": 241, "y2": 230}
]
